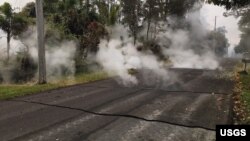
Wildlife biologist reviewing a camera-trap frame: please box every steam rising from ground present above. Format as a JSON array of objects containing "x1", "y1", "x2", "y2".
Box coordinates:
[
  {"x1": 23, "y1": 28, "x2": 76, "y2": 80},
  {"x1": 0, "y1": 27, "x2": 76, "y2": 83},
  {"x1": 96, "y1": 26, "x2": 170, "y2": 86},
  {"x1": 96, "y1": 8, "x2": 220, "y2": 86},
  {"x1": 162, "y1": 29, "x2": 219, "y2": 69}
]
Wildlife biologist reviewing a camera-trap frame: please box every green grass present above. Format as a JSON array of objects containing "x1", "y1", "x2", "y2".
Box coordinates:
[
  {"x1": 0, "y1": 72, "x2": 108, "y2": 100},
  {"x1": 239, "y1": 74, "x2": 250, "y2": 123},
  {"x1": 242, "y1": 90, "x2": 250, "y2": 113}
]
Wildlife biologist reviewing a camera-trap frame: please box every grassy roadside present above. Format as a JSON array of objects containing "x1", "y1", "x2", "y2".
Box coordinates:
[
  {"x1": 236, "y1": 73, "x2": 250, "y2": 123},
  {"x1": 0, "y1": 72, "x2": 108, "y2": 100},
  {"x1": 233, "y1": 62, "x2": 250, "y2": 124}
]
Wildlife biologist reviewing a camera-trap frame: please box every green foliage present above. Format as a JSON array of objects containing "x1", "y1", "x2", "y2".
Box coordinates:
[
  {"x1": 109, "y1": 4, "x2": 120, "y2": 25},
  {"x1": 143, "y1": 0, "x2": 160, "y2": 20},
  {"x1": 0, "y1": 12, "x2": 28, "y2": 36},
  {"x1": 40, "y1": 0, "x2": 109, "y2": 73},
  {"x1": 21, "y1": 2, "x2": 36, "y2": 18},
  {"x1": 96, "y1": 1, "x2": 120, "y2": 26},
  {"x1": 82, "y1": 21, "x2": 108, "y2": 54},
  {"x1": 75, "y1": 21, "x2": 108, "y2": 74},
  {"x1": 11, "y1": 14, "x2": 29, "y2": 36},
  {"x1": 235, "y1": 30, "x2": 250, "y2": 53},
  {"x1": 121, "y1": 0, "x2": 143, "y2": 44},
  {"x1": 166, "y1": 0, "x2": 197, "y2": 17},
  {"x1": 43, "y1": 0, "x2": 60, "y2": 14},
  {"x1": 0, "y1": 3, "x2": 12, "y2": 17},
  {"x1": 0, "y1": 15, "x2": 9, "y2": 32},
  {"x1": 239, "y1": 74, "x2": 250, "y2": 123},
  {"x1": 239, "y1": 10, "x2": 250, "y2": 30},
  {"x1": 0, "y1": 3, "x2": 28, "y2": 36},
  {"x1": 10, "y1": 51, "x2": 37, "y2": 83},
  {"x1": 0, "y1": 2, "x2": 29, "y2": 62},
  {"x1": 207, "y1": 0, "x2": 250, "y2": 10},
  {"x1": 235, "y1": 9, "x2": 250, "y2": 54}
]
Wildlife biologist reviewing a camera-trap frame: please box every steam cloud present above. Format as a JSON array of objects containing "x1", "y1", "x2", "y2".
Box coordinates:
[
  {"x1": 96, "y1": 7, "x2": 221, "y2": 86},
  {"x1": 24, "y1": 27, "x2": 76, "y2": 80},
  {"x1": 0, "y1": 27, "x2": 76, "y2": 83}
]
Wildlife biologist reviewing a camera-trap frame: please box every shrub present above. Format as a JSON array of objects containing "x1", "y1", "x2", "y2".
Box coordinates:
[{"x1": 11, "y1": 52, "x2": 37, "y2": 83}]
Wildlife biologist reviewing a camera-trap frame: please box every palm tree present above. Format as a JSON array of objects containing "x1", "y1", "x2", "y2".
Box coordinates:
[{"x1": 0, "y1": 2, "x2": 28, "y2": 62}]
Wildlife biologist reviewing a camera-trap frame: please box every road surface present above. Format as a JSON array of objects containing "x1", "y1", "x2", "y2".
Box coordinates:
[{"x1": 0, "y1": 65, "x2": 236, "y2": 141}]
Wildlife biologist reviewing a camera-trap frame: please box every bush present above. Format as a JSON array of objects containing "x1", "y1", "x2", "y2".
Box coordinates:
[{"x1": 11, "y1": 52, "x2": 37, "y2": 83}]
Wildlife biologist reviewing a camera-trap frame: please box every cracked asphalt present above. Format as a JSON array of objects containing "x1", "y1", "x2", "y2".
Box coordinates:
[{"x1": 0, "y1": 59, "x2": 237, "y2": 141}]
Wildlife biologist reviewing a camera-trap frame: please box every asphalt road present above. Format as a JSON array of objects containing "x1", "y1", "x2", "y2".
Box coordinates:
[{"x1": 0, "y1": 63, "x2": 237, "y2": 141}]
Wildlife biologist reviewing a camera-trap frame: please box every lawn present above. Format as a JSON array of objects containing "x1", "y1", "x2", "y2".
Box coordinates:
[{"x1": 0, "y1": 72, "x2": 108, "y2": 100}]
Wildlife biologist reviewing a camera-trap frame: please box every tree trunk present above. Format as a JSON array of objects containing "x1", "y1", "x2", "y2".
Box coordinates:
[
  {"x1": 6, "y1": 33, "x2": 11, "y2": 63},
  {"x1": 133, "y1": 31, "x2": 137, "y2": 45},
  {"x1": 153, "y1": 22, "x2": 157, "y2": 40},
  {"x1": 86, "y1": 0, "x2": 90, "y2": 14},
  {"x1": 165, "y1": 0, "x2": 169, "y2": 17},
  {"x1": 146, "y1": 20, "x2": 151, "y2": 41},
  {"x1": 36, "y1": 0, "x2": 47, "y2": 84}
]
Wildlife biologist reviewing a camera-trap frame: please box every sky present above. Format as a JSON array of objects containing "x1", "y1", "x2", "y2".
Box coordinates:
[
  {"x1": 200, "y1": 4, "x2": 241, "y2": 56},
  {"x1": 0, "y1": 0, "x2": 34, "y2": 10},
  {"x1": 0, "y1": 0, "x2": 242, "y2": 56}
]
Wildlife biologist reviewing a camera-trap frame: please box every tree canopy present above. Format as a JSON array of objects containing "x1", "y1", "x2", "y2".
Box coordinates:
[
  {"x1": 0, "y1": 2, "x2": 28, "y2": 61},
  {"x1": 207, "y1": 0, "x2": 250, "y2": 10}
]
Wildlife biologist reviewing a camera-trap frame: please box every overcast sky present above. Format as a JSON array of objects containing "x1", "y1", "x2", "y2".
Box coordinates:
[
  {"x1": 200, "y1": 4, "x2": 241, "y2": 56},
  {"x1": 0, "y1": 0, "x2": 34, "y2": 10},
  {"x1": 0, "y1": 0, "x2": 241, "y2": 56}
]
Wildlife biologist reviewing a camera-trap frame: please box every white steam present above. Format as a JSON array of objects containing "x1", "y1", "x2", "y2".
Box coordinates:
[
  {"x1": 96, "y1": 7, "x2": 221, "y2": 86},
  {"x1": 96, "y1": 25, "x2": 169, "y2": 86},
  {"x1": 162, "y1": 29, "x2": 219, "y2": 69},
  {"x1": 0, "y1": 27, "x2": 76, "y2": 83},
  {"x1": 23, "y1": 27, "x2": 76, "y2": 80}
]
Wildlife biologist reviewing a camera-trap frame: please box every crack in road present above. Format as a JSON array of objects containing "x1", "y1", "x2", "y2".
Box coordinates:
[
  {"x1": 75, "y1": 85, "x2": 231, "y2": 95},
  {"x1": 9, "y1": 99, "x2": 216, "y2": 132},
  {"x1": 74, "y1": 84, "x2": 232, "y2": 95},
  {"x1": 143, "y1": 88, "x2": 231, "y2": 95}
]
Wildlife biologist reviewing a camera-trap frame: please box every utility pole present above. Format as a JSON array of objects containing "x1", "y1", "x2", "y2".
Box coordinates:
[
  {"x1": 35, "y1": 0, "x2": 47, "y2": 84},
  {"x1": 214, "y1": 16, "x2": 217, "y2": 31}
]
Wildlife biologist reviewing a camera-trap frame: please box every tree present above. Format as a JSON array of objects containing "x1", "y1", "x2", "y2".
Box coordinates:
[
  {"x1": 121, "y1": 0, "x2": 143, "y2": 45},
  {"x1": 0, "y1": 2, "x2": 28, "y2": 62},
  {"x1": 207, "y1": 0, "x2": 250, "y2": 54},
  {"x1": 42, "y1": 0, "x2": 108, "y2": 73},
  {"x1": 96, "y1": 0, "x2": 120, "y2": 26},
  {"x1": 165, "y1": 0, "x2": 197, "y2": 17},
  {"x1": 235, "y1": 9, "x2": 250, "y2": 53},
  {"x1": 143, "y1": 0, "x2": 160, "y2": 41},
  {"x1": 207, "y1": 0, "x2": 250, "y2": 10},
  {"x1": 21, "y1": 2, "x2": 36, "y2": 18},
  {"x1": 235, "y1": 29, "x2": 250, "y2": 53},
  {"x1": 207, "y1": 28, "x2": 229, "y2": 56}
]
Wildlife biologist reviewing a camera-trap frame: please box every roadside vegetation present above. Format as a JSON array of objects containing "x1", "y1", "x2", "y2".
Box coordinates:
[
  {"x1": 240, "y1": 74, "x2": 250, "y2": 121},
  {"x1": 0, "y1": 71, "x2": 108, "y2": 100},
  {"x1": 236, "y1": 74, "x2": 250, "y2": 124},
  {"x1": 233, "y1": 64, "x2": 250, "y2": 124}
]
